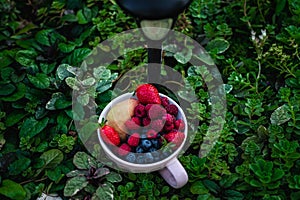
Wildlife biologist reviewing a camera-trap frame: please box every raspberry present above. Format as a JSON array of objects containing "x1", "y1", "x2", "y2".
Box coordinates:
[
  {"x1": 117, "y1": 143, "x2": 131, "y2": 156},
  {"x1": 146, "y1": 129, "x2": 158, "y2": 139},
  {"x1": 163, "y1": 130, "x2": 178, "y2": 142},
  {"x1": 125, "y1": 119, "x2": 140, "y2": 130},
  {"x1": 150, "y1": 119, "x2": 164, "y2": 132},
  {"x1": 127, "y1": 133, "x2": 140, "y2": 147},
  {"x1": 145, "y1": 104, "x2": 153, "y2": 112},
  {"x1": 166, "y1": 104, "x2": 178, "y2": 116},
  {"x1": 134, "y1": 104, "x2": 146, "y2": 118},
  {"x1": 148, "y1": 104, "x2": 166, "y2": 119},
  {"x1": 132, "y1": 116, "x2": 141, "y2": 126},
  {"x1": 163, "y1": 123, "x2": 174, "y2": 132},
  {"x1": 164, "y1": 113, "x2": 175, "y2": 125},
  {"x1": 174, "y1": 119, "x2": 185, "y2": 131},
  {"x1": 142, "y1": 117, "x2": 151, "y2": 126},
  {"x1": 160, "y1": 97, "x2": 169, "y2": 108}
]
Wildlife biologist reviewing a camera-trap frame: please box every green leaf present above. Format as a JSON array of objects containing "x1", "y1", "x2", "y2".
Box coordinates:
[
  {"x1": 27, "y1": 73, "x2": 50, "y2": 89},
  {"x1": 40, "y1": 62, "x2": 56, "y2": 74},
  {"x1": 174, "y1": 48, "x2": 192, "y2": 64},
  {"x1": 64, "y1": 48, "x2": 91, "y2": 66},
  {"x1": 95, "y1": 183, "x2": 114, "y2": 200},
  {"x1": 8, "y1": 157, "x2": 31, "y2": 176},
  {"x1": 206, "y1": 38, "x2": 230, "y2": 54},
  {"x1": 5, "y1": 111, "x2": 26, "y2": 127},
  {"x1": 105, "y1": 172, "x2": 122, "y2": 183},
  {"x1": 202, "y1": 180, "x2": 220, "y2": 194},
  {"x1": 57, "y1": 64, "x2": 74, "y2": 80},
  {"x1": 275, "y1": 0, "x2": 286, "y2": 14},
  {"x1": 35, "y1": 29, "x2": 52, "y2": 46},
  {"x1": 65, "y1": 77, "x2": 80, "y2": 90},
  {"x1": 19, "y1": 117, "x2": 49, "y2": 138},
  {"x1": 190, "y1": 181, "x2": 209, "y2": 195},
  {"x1": 270, "y1": 104, "x2": 291, "y2": 125},
  {"x1": 224, "y1": 190, "x2": 244, "y2": 200},
  {"x1": 0, "y1": 179, "x2": 26, "y2": 200},
  {"x1": 73, "y1": 151, "x2": 94, "y2": 170},
  {"x1": 77, "y1": 93, "x2": 90, "y2": 106},
  {"x1": 64, "y1": 176, "x2": 88, "y2": 197},
  {"x1": 46, "y1": 168, "x2": 64, "y2": 183},
  {"x1": 0, "y1": 83, "x2": 26, "y2": 102},
  {"x1": 46, "y1": 92, "x2": 71, "y2": 110},
  {"x1": 0, "y1": 84, "x2": 16, "y2": 96},
  {"x1": 40, "y1": 149, "x2": 64, "y2": 169},
  {"x1": 15, "y1": 50, "x2": 37, "y2": 67},
  {"x1": 58, "y1": 42, "x2": 76, "y2": 53}
]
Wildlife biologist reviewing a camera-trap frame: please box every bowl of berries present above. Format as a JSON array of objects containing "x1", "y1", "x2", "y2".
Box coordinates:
[{"x1": 97, "y1": 83, "x2": 188, "y2": 188}]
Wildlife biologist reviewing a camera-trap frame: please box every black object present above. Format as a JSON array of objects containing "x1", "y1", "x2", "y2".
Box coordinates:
[{"x1": 116, "y1": 0, "x2": 192, "y2": 20}]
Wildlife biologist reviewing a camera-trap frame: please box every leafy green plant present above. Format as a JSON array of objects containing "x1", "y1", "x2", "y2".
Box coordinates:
[{"x1": 64, "y1": 151, "x2": 122, "y2": 200}]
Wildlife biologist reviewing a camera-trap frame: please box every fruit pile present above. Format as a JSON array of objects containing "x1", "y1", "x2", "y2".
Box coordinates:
[{"x1": 99, "y1": 84, "x2": 185, "y2": 164}]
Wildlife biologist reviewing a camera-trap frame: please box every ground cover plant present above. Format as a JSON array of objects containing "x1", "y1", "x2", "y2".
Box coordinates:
[{"x1": 0, "y1": 0, "x2": 299, "y2": 199}]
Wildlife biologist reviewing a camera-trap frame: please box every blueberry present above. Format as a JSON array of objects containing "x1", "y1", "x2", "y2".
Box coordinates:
[
  {"x1": 141, "y1": 139, "x2": 152, "y2": 150},
  {"x1": 151, "y1": 139, "x2": 160, "y2": 149},
  {"x1": 151, "y1": 151, "x2": 160, "y2": 161},
  {"x1": 136, "y1": 145, "x2": 144, "y2": 153},
  {"x1": 144, "y1": 153, "x2": 154, "y2": 163},
  {"x1": 126, "y1": 153, "x2": 136, "y2": 163},
  {"x1": 148, "y1": 147, "x2": 157, "y2": 152},
  {"x1": 136, "y1": 155, "x2": 144, "y2": 164}
]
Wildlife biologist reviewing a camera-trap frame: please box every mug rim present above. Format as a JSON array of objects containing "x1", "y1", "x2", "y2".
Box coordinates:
[{"x1": 97, "y1": 92, "x2": 188, "y2": 171}]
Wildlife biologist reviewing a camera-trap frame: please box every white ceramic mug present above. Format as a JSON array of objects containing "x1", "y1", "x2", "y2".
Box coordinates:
[{"x1": 97, "y1": 93, "x2": 188, "y2": 188}]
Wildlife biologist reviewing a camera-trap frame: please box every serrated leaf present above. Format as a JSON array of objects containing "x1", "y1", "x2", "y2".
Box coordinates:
[
  {"x1": 105, "y1": 171, "x2": 122, "y2": 183},
  {"x1": 19, "y1": 117, "x2": 49, "y2": 138},
  {"x1": 64, "y1": 176, "x2": 88, "y2": 197},
  {"x1": 174, "y1": 48, "x2": 192, "y2": 64},
  {"x1": 190, "y1": 181, "x2": 209, "y2": 195},
  {"x1": 270, "y1": 104, "x2": 291, "y2": 125},
  {"x1": 66, "y1": 170, "x2": 87, "y2": 178},
  {"x1": 206, "y1": 38, "x2": 230, "y2": 54},
  {"x1": 8, "y1": 157, "x2": 31, "y2": 176},
  {"x1": 0, "y1": 83, "x2": 26, "y2": 102},
  {"x1": 0, "y1": 84, "x2": 16, "y2": 96},
  {"x1": 82, "y1": 77, "x2": 95, "y2": 86},
  {"x1": 40, "y1": 62, "x2": 56, "y2": 74},
  {"x1": 28, "y1": 73, "x2": 50, "y2": 89},
  {"x1": 0, "y1": 179, "x2": 26, "y2": 200},
  {"x1": 40, "y1": 149, "x2": 64, "y2": 169},
  {"x1": 57, "y1": 64, "x2": 74, "y2": 80}
]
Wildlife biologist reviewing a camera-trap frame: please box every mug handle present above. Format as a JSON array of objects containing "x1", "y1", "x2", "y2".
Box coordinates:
[{"x1": 159, "y1": 158, "x2": 188, "y2": 189}]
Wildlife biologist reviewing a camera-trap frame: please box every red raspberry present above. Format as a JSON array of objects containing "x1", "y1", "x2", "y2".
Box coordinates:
[
  {"x1": 117, "y1": 143, "x2": 131, "y2": 156},
  {"x1": 163, "y1": 123, "x2": 174, "y2": 132},
  {"x1": 125, "y1": 119, "x2": 140, "y2": 130},
  {"x1": 164, "y1": 130, "x2": 177, "y2": 142},
  {"x1": 166, "y1": 104, "x2": 178, "y2": 116},
  {"x1": 148, "y1": 104, "x2": 166, "y2": 119},
  {"x1": 146, "y1": 129, "x2": 158, "y2": 139},
  {"x1": 132, "y1": 116, "x2": 141, "y2": 126},
  {"x1": 172, "y1": 131, "x2": 185, "y2": 147},
  {"x1": 164, "y1": 113, "x2": 175, "y2": 125},
  {"x1": 160, "y1": 97, "x2": 169, "y2": 108},
  {"x1": 142, "y1": 117, "x2": 151, "y2": 126},
  {"x1": 134, "y1": 104, "x2": 146, "y2": 118},
  {"x1": 150, "y1": 119, "x2": 164, "y2": 132},
  {"x1": 174, "y1": 119, "x2": 185, "y2": 131},
  {"x1": 145, "y1": 104, "x2": 153, "y2": 112},
  {"x1": 127, "y1": 133, "x2": 140, "y2": 147}
]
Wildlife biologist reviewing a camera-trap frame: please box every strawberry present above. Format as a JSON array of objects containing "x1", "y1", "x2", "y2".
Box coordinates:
[
  {"x1": 117, "y1": 143, "x2": 131, "y2": 156},
  {"x1": 100, "y1": 125, "x2": 120, "y2": 146},
  {"x1": 127, "y1": 133, "x2": 140, "y2": 147},
  {"x1": 136, "y1": 84, "x2": 161, "y2": 105}
]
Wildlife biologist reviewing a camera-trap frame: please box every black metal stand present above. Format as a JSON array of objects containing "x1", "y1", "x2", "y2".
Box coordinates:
[{"x1": 147, "y1": 47, "x2": 162, "y2": 83}]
